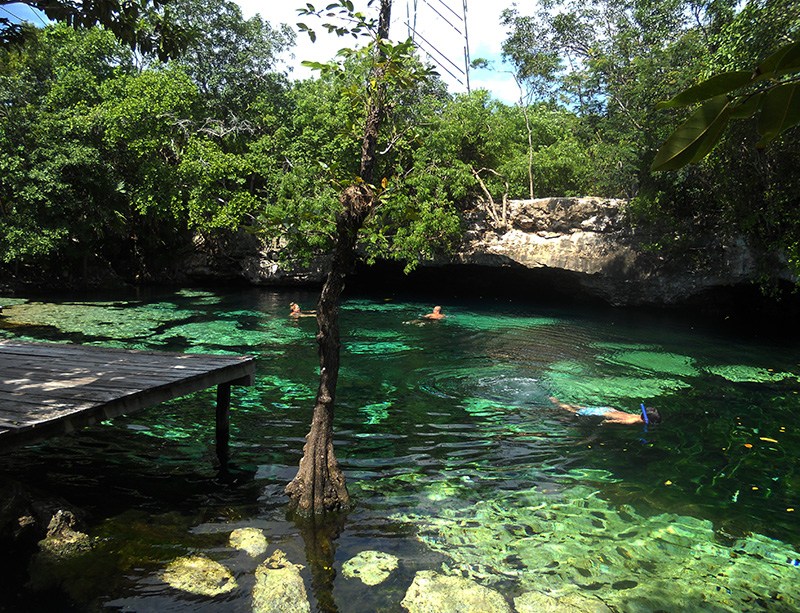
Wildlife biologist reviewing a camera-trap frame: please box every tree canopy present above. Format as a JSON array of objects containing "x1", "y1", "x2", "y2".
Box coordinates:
[
  {"x1": 0, "y1": 0, "x2": 799, "y2": 287},
  {"x1": 0, "y1": 0, "x2": 184, "y2": 58}
]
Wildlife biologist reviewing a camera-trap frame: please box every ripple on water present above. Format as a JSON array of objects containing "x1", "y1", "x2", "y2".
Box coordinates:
[{"x1": 2, "y1": 290, "x2": 800, "y2": 613}]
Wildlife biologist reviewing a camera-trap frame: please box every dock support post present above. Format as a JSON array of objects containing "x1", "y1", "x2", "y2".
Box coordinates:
[{"x1": 216, "y1": 383, "x2": 231, "y2": 468}]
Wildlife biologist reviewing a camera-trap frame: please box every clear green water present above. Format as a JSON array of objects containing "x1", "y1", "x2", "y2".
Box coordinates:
[{"x1": 1, "y1": 288, "x2": 799, "y2": 611}]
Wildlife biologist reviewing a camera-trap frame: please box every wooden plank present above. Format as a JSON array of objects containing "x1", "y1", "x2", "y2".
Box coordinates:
[{"x1": 0, "y1": 340, "x2": 256, "y2": 450}]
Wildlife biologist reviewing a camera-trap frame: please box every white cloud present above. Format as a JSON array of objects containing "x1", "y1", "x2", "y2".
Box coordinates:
[{"x1": 235, "y1": 0, "x2": 518, "y2": 104}]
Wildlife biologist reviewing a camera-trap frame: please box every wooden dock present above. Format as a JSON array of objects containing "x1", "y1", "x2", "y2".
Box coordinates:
[{"x1": 0, "y1": 340, "x2": 255, "y2": 462}]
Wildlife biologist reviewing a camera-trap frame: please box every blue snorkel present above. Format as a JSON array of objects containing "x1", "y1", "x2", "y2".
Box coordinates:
[{"x1": 639, "y1": 403, "x2": 650, "y2": 442}]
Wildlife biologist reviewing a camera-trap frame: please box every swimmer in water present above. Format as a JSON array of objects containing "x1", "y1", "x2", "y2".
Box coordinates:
[
  {"x1": 549, "y1": 397, "x2": 661, "y2": 425},
  {"x1": 289, "y1": 302, "x2": 316, "y2": 318},
  {"x1": 423, "y1": 305, "x2": 446, "y2": 320}
]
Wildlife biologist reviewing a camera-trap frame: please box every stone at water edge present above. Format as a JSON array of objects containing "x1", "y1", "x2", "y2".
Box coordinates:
[
  {"x1": 400, "y1": 570, "x2": 512, "y2": 613},
  {"x1": 342, "y1": 550, "x2": 400, "y2": 586},
  {"x1": 37, "y1": 510, "x2": 95, "y2": 557},
  {"x1": 161, "y1": 554, "x2": 237, "y2": 597},
  {"x1": 229, "y1": 527, "x2": 268, "y2": 557},
  {"x1": 252, "y1": 549, "x2": 311, "y2": 613}
]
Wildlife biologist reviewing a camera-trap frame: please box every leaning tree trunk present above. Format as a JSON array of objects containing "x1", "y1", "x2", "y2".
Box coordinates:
[
  {"x1": 286, "y1": 0, "x2": 392, "y2": 516},
  {"x1": 285, "y1": 185, "x2": 374, "y2": 515}
]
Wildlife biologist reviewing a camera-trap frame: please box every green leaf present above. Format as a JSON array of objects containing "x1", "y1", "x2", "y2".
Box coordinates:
[
  {"x1": 651, "y1": 95, "x2": 732, "y2": 171},
  {"x1": 657, "y1": 71, "x2": 752, "y2": 109},
  {"x1": 300, "y1": 60, "x2": 329, "y2": 70},
  {"x1": 756, "y1": 40, "x2": 800, "y2": 77},
  {"x1": 729, "y1": 92, "x2": 763, "y2": 119},
  {"x1": 774, "y1": 41, "x2": 800, "y2": 76},
  {"x1": 757, "y1": 82, "x2": 800, "y2": 146}
]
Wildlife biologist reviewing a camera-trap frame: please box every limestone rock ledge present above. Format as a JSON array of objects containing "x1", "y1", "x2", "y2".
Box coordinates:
[
  {"x1": 184, "y1": 198, "x2": 794, "y2": 307},
  {"x1": 453, "y1": 198, "x2": 789, "y2": 306}
]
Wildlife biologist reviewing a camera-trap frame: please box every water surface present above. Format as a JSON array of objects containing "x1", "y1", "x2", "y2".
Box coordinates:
[{"x1": 1, "y1": 288, "x2": 798, "y2": 611}]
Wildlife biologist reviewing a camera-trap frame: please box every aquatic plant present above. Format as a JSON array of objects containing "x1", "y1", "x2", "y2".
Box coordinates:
[
  {"x1": 705, "y1": 364, "x2": 797, "y2": 383},
  {"x1": 597, "y1": 350, "x2": 698, "y2": 377}
]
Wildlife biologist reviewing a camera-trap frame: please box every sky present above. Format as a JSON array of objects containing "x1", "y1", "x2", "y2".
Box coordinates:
[
  {"x1": 0, "y1": 0, "x2": 523, "y2": 104},
  {"x1": 235, "y1": 1, "x2": 522, "y2": 104}
]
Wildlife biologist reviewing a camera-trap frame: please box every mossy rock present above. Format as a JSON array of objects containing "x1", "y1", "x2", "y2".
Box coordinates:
[
  {"x1": 400, "y1": 570, "x2": 511, "y2": 613},
  {"x1": 342, "y1": 550, "x2": 399, "y2": 586},
  {"x1": 161, "y1": 554, "x2": 237, "y2": 597},
  {"x1": 252, "y1": 549, "x2": 310, "y2": 613},
  {"x1": 229, "y1": 527, "x2": 268, "y2": 557}
]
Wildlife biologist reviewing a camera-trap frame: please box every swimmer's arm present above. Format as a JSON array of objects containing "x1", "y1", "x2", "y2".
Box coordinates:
[{"x1": 549, "y1": 397, "x2": 579, "y2": 413}]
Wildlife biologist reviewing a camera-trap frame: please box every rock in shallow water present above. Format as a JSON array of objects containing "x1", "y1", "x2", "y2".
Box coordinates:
[
  {"x1": 515, "y1": 590, "x2": 612, "y2": 612},
  {"x1": 393, "y1": 485, "x2": 800, "y2": 612},
  {"x1": 400, "y1": 570, "x2": 511, "y2": 613},
  {"x1": 252, "y1": 549, "x2": 310, "y2": 613},
  {"x1": 37, "y1": 510, "x2": 95, "y2": 558},
  {"x1": 229, "y1": 527, "x2": 268, "y2": 557},
  {"x1": 161, "y1": 554, "x2": 237, "y2": 597},
  {"x1": 342, "y1": 550, "x2": 399, "y2": 586}
]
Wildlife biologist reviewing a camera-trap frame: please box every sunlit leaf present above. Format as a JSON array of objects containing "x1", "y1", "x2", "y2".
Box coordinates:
[
  {"x1": 657, "y1": 71, "x2": 752, "y2": 109},
  {"x1": 301, "y1": 60, "x2": 329, "y2": 71},
  {"x1": 757, "y1": 83, "x2": 800, "y2": 146},
  {"x1": 651, "y1": 96, "x2": 732, "y2": 171}
]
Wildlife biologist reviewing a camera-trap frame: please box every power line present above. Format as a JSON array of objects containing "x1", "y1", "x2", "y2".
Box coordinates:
[
  {"x1": 406, "y1": 0, "x2": 471, "y2": 92},
  {"x1": 405, "y1": 21, "x2": 465, "y2": 84},
  {"x1": 0, "y1": 4, "x2": 49, "y2": 28}
]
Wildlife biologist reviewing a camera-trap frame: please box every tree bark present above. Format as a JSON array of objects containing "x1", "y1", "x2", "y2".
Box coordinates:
[
  {"x1": 286, "y1": 185, "x2": 375, "y2": 514},
  {"x1": 286, "y1": 0, "x2": 392, "y2": 517}
]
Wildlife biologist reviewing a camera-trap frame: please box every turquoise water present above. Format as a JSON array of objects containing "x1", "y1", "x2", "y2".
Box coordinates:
[{"x1": 1, "y1": 288, "x2": 799, "y2": 611}]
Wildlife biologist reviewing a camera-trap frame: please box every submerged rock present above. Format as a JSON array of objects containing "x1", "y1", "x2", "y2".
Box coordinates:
[
  {"x1": 252, "y1": 549, "x2": 310, "y2": 613},
  {"x1": 161, "y1": 554, "x2": 237, "y2": 597},
  {"x1": 342, "y1": 550, "x2": 399, "y2": 586},
  {"x1": 400, "y1": 570, "x2": 511, "y2": 613},
  {"x1": 515, "y1": 590, "x2": 612, "y2": 612},
  {"x1": 229, "y1": 527, "x2": 268, "y2": 557},
  {"x1": 393, "y1": 485, "x2": 800, "y2": 612}
]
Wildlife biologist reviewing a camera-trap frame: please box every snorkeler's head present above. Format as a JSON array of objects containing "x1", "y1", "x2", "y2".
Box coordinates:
[{"x1": 644, "y1": 407, "x2": 661, "y2": 424}]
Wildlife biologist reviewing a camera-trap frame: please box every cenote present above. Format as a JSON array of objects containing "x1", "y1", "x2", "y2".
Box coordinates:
[{"x1": 1, "y1": 287, "x2": 799, "y2": 612}]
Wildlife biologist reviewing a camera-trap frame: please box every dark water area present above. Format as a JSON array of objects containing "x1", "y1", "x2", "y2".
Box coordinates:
[{"x1": 1, "y1": 287, "x2": 799, "y2": 611}]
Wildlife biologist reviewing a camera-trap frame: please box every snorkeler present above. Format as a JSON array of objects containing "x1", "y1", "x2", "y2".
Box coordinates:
[
  {"x1": 549, "y1": 397, "x2": 661, "y2": 425},
  {"x1": 423, "y1": 306, "x2": 446, "y2": 320}
]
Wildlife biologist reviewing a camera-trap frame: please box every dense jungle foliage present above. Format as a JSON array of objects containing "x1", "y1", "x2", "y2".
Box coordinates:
[{"x1": 0, "y1": 0, "x2": 798, "y2": 285}]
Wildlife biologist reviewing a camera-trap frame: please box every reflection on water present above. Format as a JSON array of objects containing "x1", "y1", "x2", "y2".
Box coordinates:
[{"x1": 1, "y1": 288, "x2": 799, "y2": 611}]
